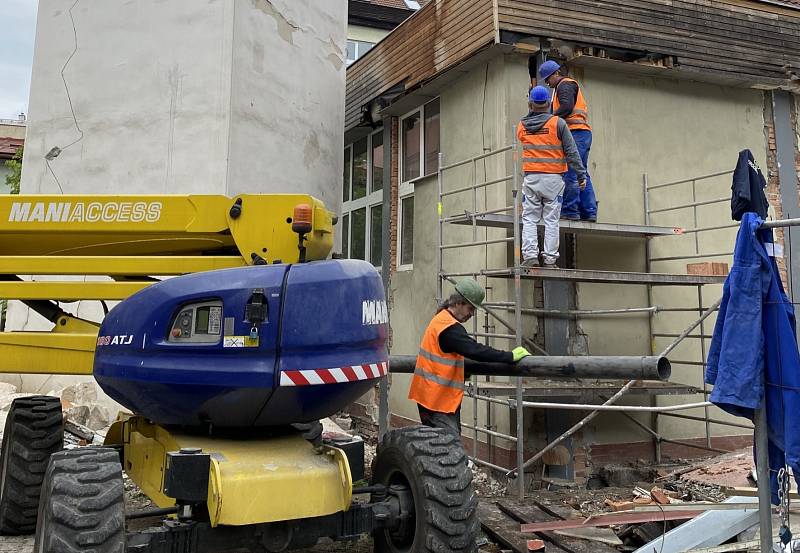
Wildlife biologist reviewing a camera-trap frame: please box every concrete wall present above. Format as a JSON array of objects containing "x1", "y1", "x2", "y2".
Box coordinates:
[
  {"x1": 9, "y1": 0, "x2": 346, "y2": 404},
  {"x1": 22, "y1": 0, "x2": 345, "y2": 205}
]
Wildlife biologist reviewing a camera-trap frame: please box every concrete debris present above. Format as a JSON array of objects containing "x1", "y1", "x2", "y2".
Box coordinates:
[
  {"x1": 679, "y1": 450, "x2": 754, "y2": 489},
  {"x1": 334, "y1": 415, "x2": 352, "y2": 431},
  {"x1": 598, "y1": 464, "x2": 658, "y2": 488},
  {"x1": 64, "y1": 404, "x2": 90, "y2": 427},
  {"x1": 64, "y1": 419, "x2": 94, "y2": 441},
  {"x1": 86, "y1": 404, "x2": 111, "y2": 431},
  {"x1": 58, "y1": 382, "x2": 98, "y2": 406},
  {"x1": 473, "y1": 468, "x2": 507, "y2": 497}
]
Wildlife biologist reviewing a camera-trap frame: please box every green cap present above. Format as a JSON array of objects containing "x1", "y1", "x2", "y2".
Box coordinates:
[{"x1": 455, "y1": 278, "x2": 485, "y2": 309}]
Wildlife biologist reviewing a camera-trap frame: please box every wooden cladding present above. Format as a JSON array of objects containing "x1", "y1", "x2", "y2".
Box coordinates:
[
  {"x1": 345, "y1": 0, "x2": 800, "y2": 131},
  {"x1": 497, "y1": 0, "x2": 800, "y2": 86},
  {"x1": 345, "y1": 0, "x2": 496, "y2": 129}
]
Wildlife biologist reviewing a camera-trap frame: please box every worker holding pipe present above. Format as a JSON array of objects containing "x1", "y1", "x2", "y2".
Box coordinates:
[{"x1": 408, "y1": 278, "x2": 531, "y2": 436}]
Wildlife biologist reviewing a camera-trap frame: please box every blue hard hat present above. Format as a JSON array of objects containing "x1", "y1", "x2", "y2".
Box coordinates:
[
  {"x1": 539, "y1": 60, "x2": 561, "y2": 80},
  {"x1": 529, "y1": 85, "x2": 550, "y2": 104}
]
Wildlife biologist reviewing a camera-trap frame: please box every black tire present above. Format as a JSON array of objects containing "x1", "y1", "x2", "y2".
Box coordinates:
[
  {"x1": 34, "y1": 448, "x2": 125, "y2": 553},
  {"x1": 0, "y1": 395, "x2": 63, "y2": 534},
  {"x1": 371, "y1": 426, "x2": 478, "y2": 553}
]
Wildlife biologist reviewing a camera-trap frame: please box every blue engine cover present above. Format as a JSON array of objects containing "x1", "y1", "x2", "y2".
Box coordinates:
[{"x1": 93, "y1": 259, "x2": 388, "y2": 427}]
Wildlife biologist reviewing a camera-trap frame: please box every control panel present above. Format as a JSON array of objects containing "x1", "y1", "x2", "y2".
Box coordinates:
[{"x1": 168, "y1": 300, "x2": 223, "y2": 344}]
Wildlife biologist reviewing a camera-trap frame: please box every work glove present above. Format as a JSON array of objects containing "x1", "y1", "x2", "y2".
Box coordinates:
[
  {"x1": 512, "y1": 346, "x2": 531, "y2": 362},
  {"x1": 578, "y1": 178, "x2": 587, "y2": 191}
]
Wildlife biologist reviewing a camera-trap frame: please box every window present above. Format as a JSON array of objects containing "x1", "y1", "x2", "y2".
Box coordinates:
[
  {"x1": 397, "y1": 98, "x2": 439, "y2": 269},
  {"x1": 399, "y1": 195, "x2": 414, "y2": 268},
  {"x1": 346, "y1": 40, "x2": 376, "y2": 66},
  {"x1": 342, "y1": 129, "x2": 384, "y2": 268}
]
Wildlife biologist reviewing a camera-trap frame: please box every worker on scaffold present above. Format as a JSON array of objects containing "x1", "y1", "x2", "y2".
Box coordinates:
[{"x1": 408, "y1": 279, "x2": 531, "y2": 436}]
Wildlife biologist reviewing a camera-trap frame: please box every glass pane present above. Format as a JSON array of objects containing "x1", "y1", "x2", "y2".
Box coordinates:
[
  {"x1": 424, "y1": 99, "x2": 440, "y2": 174},
  {"x1": 346, "y1": 40, "x2": 357, "y2": 62},
  {"x1": 402, "y1": 113, "x2": 421, "y2": 182},
  {"x1": 341, "y1": 214, "x2": 349, "y2": 258},
  {"x1": 352, "y1": 138, "x2": 368, "y2": 200},
  {"x1": 343, "y1": 148, "x2": 351, "y2": 202},
  {"x1": 370, "y1": 204, "x2": 383, "y2": 267},
  {"x1": 351, "y1": 207, "x2": 366, "y2": 260},
  {"x1": 400, "y1": 196, "x2": 414, "y2": 266},
  {"x1": 371, "y1": 131, "x2": 384, "y2": 192},
  {"x1": 359, "y1": 41, "x2": 375, "y2": 56}
]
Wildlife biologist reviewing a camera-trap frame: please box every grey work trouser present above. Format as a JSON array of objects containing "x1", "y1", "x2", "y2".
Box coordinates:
[
  {"x1": 417, "y1": 404, "x2": 461, "y2": 437},
  {"x1": 522, "y1": 173, "x2": 565, "y2": 264}
]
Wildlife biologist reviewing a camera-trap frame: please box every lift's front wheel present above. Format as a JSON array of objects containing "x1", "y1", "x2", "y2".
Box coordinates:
[
  {"x1": 371, "y1": 426, "x2": 478, "y2": 553},
  {"x1": 0, "y1": 395, "x2": 63, "y2": 535},
  {"x1": 34, "y1": 448, "x2": 126, "y2": 553}
]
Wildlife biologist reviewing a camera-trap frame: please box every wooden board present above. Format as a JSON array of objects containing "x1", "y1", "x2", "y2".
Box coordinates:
[
  {"x1": 478, "y1": 502, "x2": 568, "y2": 553},
  {"x1": 498, "y1": 500, "x2": 620, "y2": 553}
]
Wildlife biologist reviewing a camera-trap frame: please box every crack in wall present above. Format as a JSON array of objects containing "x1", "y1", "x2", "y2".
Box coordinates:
[{"x1": 252, "y1": 0, "x2": 300, "y2": 45}]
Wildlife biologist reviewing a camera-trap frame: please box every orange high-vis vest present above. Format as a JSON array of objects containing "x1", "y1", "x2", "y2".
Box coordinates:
[
  {"x1": 552, "y1": 78, "x2": 591, "y2": 131},
  {"x1": 516, "y1": 116, "x2": 568, "y2": 174},
  {"x1": 408, "y1": 309, "x2": 465, "y2": 414}
]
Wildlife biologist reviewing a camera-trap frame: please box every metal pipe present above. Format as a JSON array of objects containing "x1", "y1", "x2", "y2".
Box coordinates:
[
  {"x1": 438, "y1": 145, "x2": 512, "y2": 172},
  {"x1": 659, "y1": 297, "x2": 723, "y2": 357},
  {"x1": 442, "y1": 205, "x2": 513, "y2": 223},
  {"x1": 761, "y1": 217, "x2": 800, "y2": 229},
  {"x1": 443, "y1": 174, "x2": 510, "y2": 200},
  {"x1": 439, "y1": 236, "x2": 513, "y2": 250},
  {"x1": 388, "y1": 355, "x2": 670, "y2": 380},
  {"x1": 650, "y1": 251, "x2": 733, "y2": 262},
  {"x1": 470, "y1": 332, "x2": 517, "y2": 340},
  {"x1": 680, "y1": 223, "x2": 739, "y2": 234},
  {"x1": 647, "y1": 169, "x2": 733, "y2": 190},
  {"x1": 517, "y1": 400, "x2": 712, "y2": 412},
  {"x1": 647, "y1": 196, "x2": 729, "y2": 214},
  {"x1": 657, "y1": 411, "x2": 754, "y2": 430},
  {"x1": 481, "y1": 304, "x2": 658, "y2": 317},
  {"x1": 462, "y1": 423, "x2": 517, "y2": 442},
  {"x1": 470, "y1": 455, "x2": 510, "y2": 473},
  {"x1": 512, "y1": 135, "x2": 525, "y2": 500},
  {"x1": 755, "y1": 405, "x2": 773, "y2": 552}
]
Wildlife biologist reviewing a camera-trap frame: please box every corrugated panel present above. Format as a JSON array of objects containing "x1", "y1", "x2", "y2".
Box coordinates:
[
  {"x1": 345, "y1": 0, "x2": 496, "y2": 129},
  {"x1": 497, "y1": 0, "x2": 800, "y2": 85}
]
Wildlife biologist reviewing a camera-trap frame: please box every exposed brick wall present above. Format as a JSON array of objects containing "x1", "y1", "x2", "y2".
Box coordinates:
[{"x1": 764, "y1": 94, "x2": 790, "y2": 286}]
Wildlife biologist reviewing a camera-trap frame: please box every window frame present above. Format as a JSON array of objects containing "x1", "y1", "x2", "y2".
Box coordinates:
[
  {"x1": 397, "y1": 97, "x2": 440, "y2": 271},
  {"x1": 342, "y1": 128, "x2": 384, "y2": 268}
]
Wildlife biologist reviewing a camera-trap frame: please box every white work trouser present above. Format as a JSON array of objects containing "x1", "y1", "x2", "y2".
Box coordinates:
[{"x1": 522, "y1": 173, "x2": 565, "y2": 264}]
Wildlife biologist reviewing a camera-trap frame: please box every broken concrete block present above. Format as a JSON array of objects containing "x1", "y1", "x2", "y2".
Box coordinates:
[
  {"x1": 334, "y1": 416, "x2": 352, "y2": 431},
  {"x1": 86, "y1": 405, "x2": 111, "y2": 431},
  {"x1": 65, "y1": 405, "x2": 90, "y2": 426},
  {"x1": 60, "y1": 382, "x2": 98, "y2": 406}
]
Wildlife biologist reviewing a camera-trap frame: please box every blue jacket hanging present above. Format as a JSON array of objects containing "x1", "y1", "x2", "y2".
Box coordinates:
[{"x1": 706, "y1": 212, "x2": 800, "y2": 504}]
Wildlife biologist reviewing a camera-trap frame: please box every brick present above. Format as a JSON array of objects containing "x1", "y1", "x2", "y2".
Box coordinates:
[
  {"x1": 605, "y1": 499, "x2": 636, "y2": 511},
  {"x1": 527, "y1": 539, "x2": 545, "y2": 551},
  {"x1": 686, "y1": 262, "x2": 729, "y2": 276},
  {"x1": 650, "y1": 487, "x2": 671, "y2": 505}
]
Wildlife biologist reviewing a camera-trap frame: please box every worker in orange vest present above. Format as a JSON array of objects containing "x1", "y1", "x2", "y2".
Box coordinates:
[
  {"x1": 539, "y1": 60, "x2": 597, "y2": 222},
  {"x1": 408, "y1": 279, "x2": 531, "y2": 435},
  {"x1": 517, "y1": 86, "x2": 586, "y2": 268}
]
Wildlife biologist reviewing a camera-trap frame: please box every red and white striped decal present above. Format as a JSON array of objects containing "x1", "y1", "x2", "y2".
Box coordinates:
[{"x1": 280, "y1": 362, "x2": 389, "y2": 387}]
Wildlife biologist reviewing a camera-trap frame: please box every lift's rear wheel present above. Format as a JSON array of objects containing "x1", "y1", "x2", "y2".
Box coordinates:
[
  {"x1": 0, "y1": 395, "x2": 63, "y2": 534},
  {"x1": 371, "y1": 426, "x2": 478, "y2": 553},
  {"x1": 34, "y1": 448, "x2": 126, "y2": 553}
]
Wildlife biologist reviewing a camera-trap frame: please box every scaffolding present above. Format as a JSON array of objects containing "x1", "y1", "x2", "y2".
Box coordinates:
[{"x1": 435, "y1": 136, "x2": 754, "y2": 499}]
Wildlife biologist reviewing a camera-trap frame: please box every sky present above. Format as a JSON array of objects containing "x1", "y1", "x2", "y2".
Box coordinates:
[{"x1": 0, "y1": 0, "x2": 38, "y2": 120}]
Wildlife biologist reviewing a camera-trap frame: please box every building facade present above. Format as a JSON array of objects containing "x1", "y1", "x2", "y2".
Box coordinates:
[{"x1": 344, "y1": 0, "x2": 800, "y2": 474}]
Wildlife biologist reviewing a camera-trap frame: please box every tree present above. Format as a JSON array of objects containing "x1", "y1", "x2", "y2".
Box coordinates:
[{"x1": 4, "y1": 146, "x2": 22, "y2": 195}]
